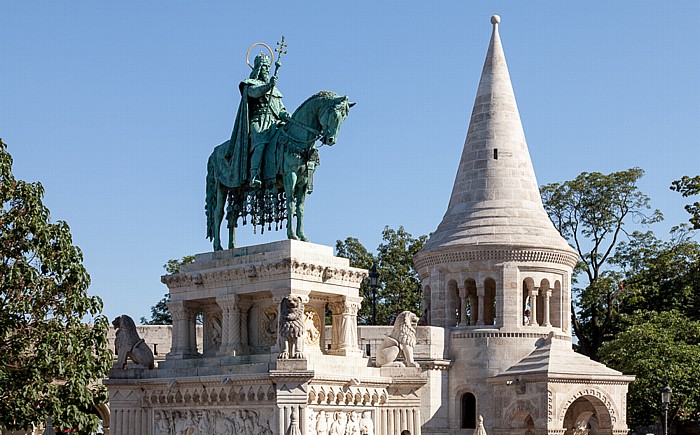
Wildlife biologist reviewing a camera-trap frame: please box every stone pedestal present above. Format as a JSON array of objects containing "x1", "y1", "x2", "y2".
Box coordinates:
[{"x1": 106, "y1": 241, "x2": 427, "y2": 435}]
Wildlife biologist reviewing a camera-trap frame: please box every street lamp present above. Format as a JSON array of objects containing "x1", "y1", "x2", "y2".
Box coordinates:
[
  {"x1": 661, "y1": 381, "x2": 672, "y2": 435},
  {"x1": 368, "y1": 264, "x2": 379, "y2": 325}
]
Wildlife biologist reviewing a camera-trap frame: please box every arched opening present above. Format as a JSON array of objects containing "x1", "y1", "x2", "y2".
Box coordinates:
[
  {"x1": 484, "y1": 278, "x2": 496, "y2": 325},
  {"x1": 460, "y1": 392, "x2": 477, "y2": 429},
  {"x1": 552, "y1": 280, "x2": 562, "y2": 328},
  {"x1": 94, "y1": 403, "x2": 110, "y2": 435},
  {"x1": 447, "y1": 280, "x2": 460, "y2": 327},
  {"x1": 562, "y1": 394, "x2": 613, "y2": 435},
  {"x1": 421, "y1": 285, "x2": 431, "y2": 326},
  {"x1": 508, "y1": 408, "x2": 536, "y2": 433},
  {"x1": 522, "y1": 278, "x2": 535, "y2": 326},
  {"x1": 465, "y1": 279, "x2": 477, "y2": 325}
]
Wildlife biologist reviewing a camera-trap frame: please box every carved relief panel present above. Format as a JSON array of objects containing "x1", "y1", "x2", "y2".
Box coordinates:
[{"x1": 153, "y1": 408, "x2": 274, "y2": 435}]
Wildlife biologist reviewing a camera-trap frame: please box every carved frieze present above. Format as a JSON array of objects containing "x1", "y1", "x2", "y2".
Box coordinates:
[
  {"x1": 307, "y1": 409, "x2": 374, "y2": 435},
  {"x1": 307, "y1": 385, "x2": 387, "y2": 407},
  {"x1": 153, "y1": 409, "x2": 274, "y2": 435},
  {"x1": 143, "y1": 383, "x2": 275, "y2": 406},
  {"x1": 161, "y1": 258, "x2": 367, "y2": 289}
]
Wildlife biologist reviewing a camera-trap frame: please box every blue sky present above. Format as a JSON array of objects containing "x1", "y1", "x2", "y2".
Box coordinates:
[{"x1": 2, "y1": 1, "x2": 698, "y2": 322}]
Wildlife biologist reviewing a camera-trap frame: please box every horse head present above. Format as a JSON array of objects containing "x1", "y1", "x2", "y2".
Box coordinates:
[{"x1": 319, "y1": 95, "x2": 355, "y2": 145}]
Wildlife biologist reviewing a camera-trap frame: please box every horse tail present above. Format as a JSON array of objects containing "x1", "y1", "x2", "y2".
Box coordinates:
[{"x1": 205, "y1": 153, "x2": 217, "y2": 241}]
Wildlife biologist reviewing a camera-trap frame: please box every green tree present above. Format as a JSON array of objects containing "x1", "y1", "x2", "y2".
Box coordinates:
[
  {"x1": 599, "y1": 310, "x2": 700, "y2": 429},
  {"x1": 613, "y1": 227, "x2": 700, "y2": 319},
  {"x1": 540, "y1": 167, "x2": 662, "y2": 359},
  {"x1": 141, "y1": 255, "x2": 194, "y2": 325},
  {"x1": 671, "y1": 175, "x2": 700, "y2": 229},
  {"x1": 336, "y1": 226, "x2": 427, "y2": 325},
  {"x1": 0, "y1": 139, "x2": 112, "y2": 432}
]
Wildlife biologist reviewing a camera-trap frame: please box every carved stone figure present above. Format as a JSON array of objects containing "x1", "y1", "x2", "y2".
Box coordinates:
[
  {"x1": 330, "y1": 411, "x2": 347, "y2": 435},
  {"x1": 112, "y1": 314, "x2": 155, "y2": 369},
  {"x1": 260, "y1": 305, "x2": 279, "y2": 346},
  {"x1": 304, "y1": 308, "x2": 321, "y2": 346},
  {"x1": 375, "y1": 311, "x2": 420, "y2": 368},
  {"x1": 316, "y1": 410, "x2": 329, "y2": 435},
  {"x1": 359, "y1": 411, "x2": 374, "y2": 435},
  {"x1": 278, "y1": 296, "x2": 306, "y2": 359},
  {"x1": 346, "y1": 411, "x2": 360, "y2": 435}
]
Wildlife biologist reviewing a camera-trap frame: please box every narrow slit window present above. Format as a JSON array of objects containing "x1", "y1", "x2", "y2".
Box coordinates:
[{"x1": 493, "y1": 149, "x2": 498, "y2": 159}]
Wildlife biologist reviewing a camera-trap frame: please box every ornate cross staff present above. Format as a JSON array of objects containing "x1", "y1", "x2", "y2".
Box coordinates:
[{"x1": 273, "y1": 36, "x2": 287, "y2": 78}]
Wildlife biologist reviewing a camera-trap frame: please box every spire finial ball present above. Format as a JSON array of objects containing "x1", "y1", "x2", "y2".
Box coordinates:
[{"x1": 491, "y1": 15, "x2": 501, "y2": 25}]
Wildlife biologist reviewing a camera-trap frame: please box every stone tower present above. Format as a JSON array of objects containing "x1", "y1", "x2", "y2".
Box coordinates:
[{"x1": 414, "y1": 16, "x2": 633, "y2": 435}]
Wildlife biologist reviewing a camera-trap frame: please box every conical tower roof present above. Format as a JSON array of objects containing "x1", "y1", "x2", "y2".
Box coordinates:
[{"x1": 421, "y1": 16, "x2": 574, "y2": 256}]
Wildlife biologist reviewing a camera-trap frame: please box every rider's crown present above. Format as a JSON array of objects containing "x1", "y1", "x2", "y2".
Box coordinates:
[{"x1": 254, "y1": 53, "x2": 271, "y2": 67}]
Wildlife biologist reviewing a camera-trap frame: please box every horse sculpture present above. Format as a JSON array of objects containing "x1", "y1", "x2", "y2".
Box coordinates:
[{"x1": 206, "y1": 91, "x2": 354, "y2": 251}]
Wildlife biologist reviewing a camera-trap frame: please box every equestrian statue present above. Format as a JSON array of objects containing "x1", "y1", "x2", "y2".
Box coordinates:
[{"x1": 206, "y1": 37, "x2": 354, "y2": 251}]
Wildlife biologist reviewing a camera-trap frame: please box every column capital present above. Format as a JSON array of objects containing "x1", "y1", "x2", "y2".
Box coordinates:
[{"x1": 216, "y1": 294, "x2": 238, "y2": 307}]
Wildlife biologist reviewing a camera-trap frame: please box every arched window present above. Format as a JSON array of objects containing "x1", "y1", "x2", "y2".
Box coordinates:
[
  {"x1": 422, "y1": 285, "x2": 431, "y2": 326},
  {"x1": 522, "y1": 278, "x2": 535, "y2": 326},
  {"x1": 461, "y1": 392, "x2": 477, "y2": 429},
  {"x1": 447, "y1": 280, "x2": 460, "y2": 326},
  {"x1": 465, "y1": 279, "x2": 477, "y2": 325}
]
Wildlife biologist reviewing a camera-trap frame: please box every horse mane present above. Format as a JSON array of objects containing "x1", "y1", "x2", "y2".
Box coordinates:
[{"x1": 294, "y1": 90, "x2": 339, "y2": 115}]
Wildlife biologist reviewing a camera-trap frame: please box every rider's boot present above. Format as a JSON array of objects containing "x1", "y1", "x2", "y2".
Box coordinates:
[{"x1": 249, "y1": 144, "x2": 265, "y2": 188}]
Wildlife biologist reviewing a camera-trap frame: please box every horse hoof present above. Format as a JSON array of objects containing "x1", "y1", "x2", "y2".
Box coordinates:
[
  {"x1": 288, "y1": 234, "x2": 299, "y2": 240},
  {"x1": 299, "y1": 236, "x2": 308, "y2": 242}
]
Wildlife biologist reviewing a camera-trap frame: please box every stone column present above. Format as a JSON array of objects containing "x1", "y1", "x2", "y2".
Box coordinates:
[
  {"x1": 529, "y1": 288, "x2": 539, "y2": 326},
  {"x1": 187, "y1": 306, "x2": 198, "y2": 355},
  {"x1": 217, "y1": 295, "x2": 238, "y2": 355},
  {"x1": 543, "y1": 289, "x2": 552, "y2": 327},
  {"x1": 469, "y1": 294, "x2": 478, "y2": 325},
  {"x1": 458, "y1": 285, "x2": 468, "y2": 327},
  {"x1": 239, "y1": 299, "x2": 253, "y2": 352},
  {"x1": 476, "y1": 284, "x2": 485, "y2": 326},
  {"x1": 167, "y1": 301, "x2": 190, "y2": 358},
  {"x1": 328, "y1": 297, "x2": 363, "y2": 356}
]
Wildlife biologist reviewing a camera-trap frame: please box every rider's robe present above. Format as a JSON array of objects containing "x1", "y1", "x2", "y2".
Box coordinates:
[{"x1": 220, "y1": 79, "x2": 285, "y2": 188}]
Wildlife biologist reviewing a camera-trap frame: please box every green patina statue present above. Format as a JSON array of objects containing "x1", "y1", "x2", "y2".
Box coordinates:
[{"x1": 206, "y1": 38, "x2": 354, "y2": 251}]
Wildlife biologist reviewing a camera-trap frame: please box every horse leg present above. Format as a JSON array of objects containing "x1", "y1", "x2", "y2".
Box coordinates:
[
  {"x1": 295, "y1": 181, "x2": 308, "y2": 242},
  {"x1": 283, "y1": 172, "x2": 299, "y2": 240},
  {"x1": 213, "y1": 186, "x2": 225, "y2": 251}
]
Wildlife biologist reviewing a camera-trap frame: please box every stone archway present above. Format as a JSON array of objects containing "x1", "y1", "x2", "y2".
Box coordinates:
[
  {"x1": 562, "y1": 396, "x2": 613, "y2": 435},
  {"x1": 94, "y1": 403, "x2": 111, "y2": 435}
]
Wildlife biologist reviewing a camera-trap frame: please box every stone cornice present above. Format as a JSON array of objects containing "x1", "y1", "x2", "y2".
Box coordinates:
[
  {"x1": 162, "y1": 258, "x2": 367, "y2": 289},
  {"x1": 414, "y1": 247, "x2": 579, "y2": 271}
]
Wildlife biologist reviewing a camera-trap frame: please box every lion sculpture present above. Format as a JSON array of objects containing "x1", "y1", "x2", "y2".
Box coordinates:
[
  {"x1": 278, "y1": 296, "x2": 305, "y2": 359},
  {"x1": 113, "y1": 314, "x2": 155, "y2": 369},
  {"x1": 375, "y1": 311, "x2": 420, "y2": 368}
]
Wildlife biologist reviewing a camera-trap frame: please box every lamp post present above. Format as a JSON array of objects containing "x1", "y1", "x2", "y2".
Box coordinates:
[
  {"x1": 661, "y1": 381, "x2": 672, "y2": 435},
  {"x1": 368, "y1": 264, "x2": 379, "y2": 325}
]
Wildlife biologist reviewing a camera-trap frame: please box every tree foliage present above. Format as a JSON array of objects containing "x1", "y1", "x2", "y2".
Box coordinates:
[
  {"x1": 599, "y1": 310, "x2": 700, "y2": 428},
  {"x1": 671, "y1": 175, "x2": 700, "y2": 229},
  {"x1": 336, "y1": 226, "x2": 427, "y2": 325},
  {"x1": 613, "y1": 227, "x2": 700, "y2": 319},
  {"x1": 141, "y1": 255, "x2": 194, "y2": 325},
  {"x1": 541, "y1": 167, "x2": 662, "y2": 359},
  {"x1": 0, "y1": 139, "x2": 112, "y2": 432}
]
